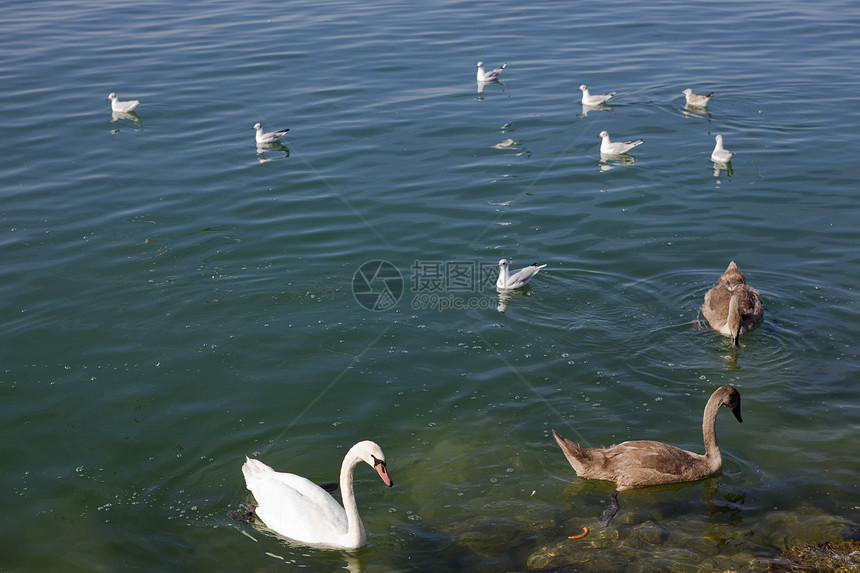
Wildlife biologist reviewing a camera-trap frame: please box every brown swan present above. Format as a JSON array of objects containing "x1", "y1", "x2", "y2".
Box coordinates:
[
  {"x1": 701, "y1": 261, "x2": 764, "y2": 347},
  {"x1": 552, "y1": 385, "x2": 743, "y2": 525}
]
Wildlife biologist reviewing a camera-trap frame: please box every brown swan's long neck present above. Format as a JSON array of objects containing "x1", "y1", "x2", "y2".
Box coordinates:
[
  {"x1": 702, "y1": 396, "x2": 723, "y2": 472},
  {"x1": 727, "y1": 292, "x2": 741, "y2": 346}
]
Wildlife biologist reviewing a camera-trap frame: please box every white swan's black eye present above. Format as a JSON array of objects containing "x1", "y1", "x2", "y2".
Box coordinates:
[{"x1": 372, "y1": 455, "x2": 385, "y2": 467}]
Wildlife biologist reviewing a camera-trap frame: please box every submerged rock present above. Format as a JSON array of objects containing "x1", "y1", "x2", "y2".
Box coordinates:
[{"x1": 765, "y1": 540, "x2": 860, "y2": 572}]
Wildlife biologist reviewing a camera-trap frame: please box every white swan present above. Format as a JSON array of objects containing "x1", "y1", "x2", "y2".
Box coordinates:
[
  {"x1": 496, "y1": 258, "x2": 546, "y2": 290},
  {"x1": 241, "y1": 440, "x2": 393, "y2": 549}
]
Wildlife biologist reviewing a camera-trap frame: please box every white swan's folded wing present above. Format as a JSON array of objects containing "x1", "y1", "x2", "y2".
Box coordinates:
[{"x1": 243, "y1": 459, "x2": 349, "y2": 544}]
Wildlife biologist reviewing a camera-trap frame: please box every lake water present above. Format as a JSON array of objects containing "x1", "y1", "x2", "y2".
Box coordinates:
[{"x1": 2, "y1": 0, "x2": 859, "y2": 571}]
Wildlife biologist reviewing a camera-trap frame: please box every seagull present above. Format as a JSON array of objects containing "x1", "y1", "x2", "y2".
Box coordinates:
[
  {"x1": 579, "y1": 84, "x2": 615, "y2": 106},
  {"x1": 477, "y1": 61, "x2": 506, "y2": 82},
  {"x1": 598, "y1": 130, "x2": 643, "y2": 156},
  {"x1": 711, "y1": 134, "x2": 734, "y2": 163},
  {"x1": 496, "y1": 259, "x2": 546, "y2": 290},
  {"x1": 107, "y1": 93, "x2": 140, "y2": 113},
  {"x1": 254, "y1": 122, "x2": 289, "y2": 145},
  {"x1": 682, "y1": 88, "x2": 714, "y2": 107}
]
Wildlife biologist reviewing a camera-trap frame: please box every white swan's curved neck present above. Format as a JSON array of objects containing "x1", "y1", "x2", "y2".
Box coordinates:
[{"x1": 339, "y1": 450, "x2": 366, "y2": 548}]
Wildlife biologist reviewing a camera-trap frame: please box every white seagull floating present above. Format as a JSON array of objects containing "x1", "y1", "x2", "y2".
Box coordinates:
[
  {"x1": 477, "y1": 61, "x2": 506, "y2": 82},
  {"x1": 579, "y1": 84, "x2": 616, "y2": 106},
  {"x1": 711, "y1": 134, "x2": 734, "y2": 163},
  {"x1": 254, "y1": 122, "x2": 289, "y2": 145},
  {"x1": 682, "y1": 88, "x2": 714, "y2": 108},
  {"x1": 598, "y1": 130, "x2": 644, "y2": 156},
  {"x1": 241, "y1": 441, "x2": 393, "y2": 550},
  {"x1": 496, "y1": 258, "x2": 547, "y2": 290},
  {"x1": 107, "y1": 93, "x2": 140, "y2": 113}
]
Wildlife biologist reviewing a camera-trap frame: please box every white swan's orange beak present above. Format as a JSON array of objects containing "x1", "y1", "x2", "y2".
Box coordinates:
[{"x1": 375, "y1": 461, "x2": 393, "y2": 487}]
